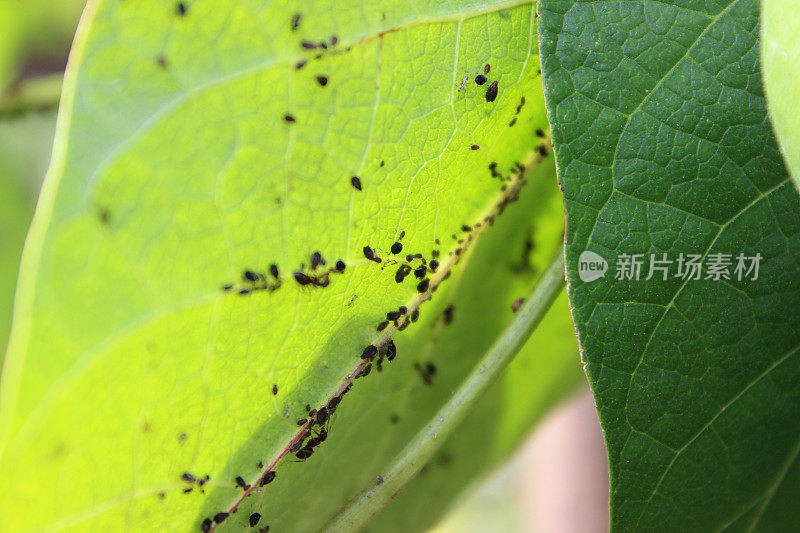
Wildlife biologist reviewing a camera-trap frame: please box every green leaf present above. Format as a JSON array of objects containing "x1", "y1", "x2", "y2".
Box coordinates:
[
  {"x1": 0, "y1": 1, "x2": 576, "y2": 531},
  {"x1": 762, "y1": 0, "x2": 800, "y2": 191},
  {"x1": 539, "y1": 0, "x2": 800, "y2": 530}
]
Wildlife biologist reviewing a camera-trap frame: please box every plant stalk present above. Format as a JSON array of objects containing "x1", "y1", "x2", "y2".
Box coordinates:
[{"x1": 0, "y1": 73, "x2": 63, "y2": 118}]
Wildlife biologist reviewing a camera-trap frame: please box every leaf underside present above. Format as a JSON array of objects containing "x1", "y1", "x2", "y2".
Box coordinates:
[
  {"x1": 0, "y1": 1, "x2": 580, "y2": 531},
  {"x1": 539, "y1": 0, "x2": 800, "y2": 530}
]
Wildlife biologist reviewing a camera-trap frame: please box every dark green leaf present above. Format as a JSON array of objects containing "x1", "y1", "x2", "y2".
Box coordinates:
[{"x1": 539, "y1": 0, "x2": 800, "y2": 530}]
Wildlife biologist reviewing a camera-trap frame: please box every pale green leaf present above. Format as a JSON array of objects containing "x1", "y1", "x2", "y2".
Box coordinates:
[{"x1": 0, "y1": 1, "x2": 575, "y2": 531}]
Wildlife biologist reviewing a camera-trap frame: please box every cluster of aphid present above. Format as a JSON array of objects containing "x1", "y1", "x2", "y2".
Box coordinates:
[
  {"x1": 181, "y1": 472, "x2": 210, "y2": 494},
  {"x1": 222, "y1": 251, "x2": 347, "y2": 295},
  {"x1": 414, "y1": 361, "x2": 437, "y2": 386},
  {"x1": 457, "y1": 64, "x2": 499, "y2": 103},
  {"x1": 197, "y1": 467, "x2": 276, "y2": 531},
  {"x1": 358, "y1": 339, "x2": 398, "y2": 378}
]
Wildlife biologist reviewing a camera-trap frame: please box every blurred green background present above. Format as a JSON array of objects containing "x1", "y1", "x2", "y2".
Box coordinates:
[{"x1": 0, "y1": 0, "x2": 86, "y2": 361}]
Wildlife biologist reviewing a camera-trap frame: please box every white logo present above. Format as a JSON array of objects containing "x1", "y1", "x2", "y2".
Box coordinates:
[{"x1": 578, "y1": 251, "x2": 608, "y2": 282}]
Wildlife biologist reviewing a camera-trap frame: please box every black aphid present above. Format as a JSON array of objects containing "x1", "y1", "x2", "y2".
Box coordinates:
[
  {"x1": 327, "y1": 396, "x2": 341, "y2": 411},
  {"x1": 475, "y1": 74, "x2": 487, "y2": 85},
  {"x1": 484, "y1": 64, "x2": 491, "y2": 74},
  {"x1": 311, "y1": 251, "x2": 324, "y2": 270},
  {"x1": 238, "y1": 289, "x2": 250, "y2": 295},
  {"x1": 485, "y1": 81, "x2": 498, "y2": 102},
  {"x1": 363, "y1": 246, "x2": 375, "y2": 260},
  {"x1": 235, "y1": 476, "x2": 249, "y2": 489},
  {"x1": 429, "y1": 259, "x2": 439, "y2": 271},
  {"x1": 244, "y1": 270, "x2": 259, "y2": 282},
  {"x1": 296, "y1": 448, "x2": 312, "y2": 460},
  {"x1": 301, "y1": 40, "x2": 317, "y2": 49},
  {"x1": 316, "y1": 407, "x2": 329, "y2": 424},
  {"x1": 538, "y1": 145, "x2": 548, "y2": 157},
  {"x1": 272, "y1": 384, "x2": 278, "y2": 395},
  {"x1": 443, "y1": 304, "x2": 455, "y2": 324},
  {"x1": 316, "y1": 75, "x2": 328, "y2": 86},
  {"x1": 391, "y1": 242, "x2": 402, "y2": 254},
  {"x1": 336, "y1": 260, "x2": 346, "y2": 272},
  {"x1": 176, "y1": 2, "x2": 187, "y2": 16},
  {"x1": 377, "y1": 320, "x2": 389, "y2": 331},
  {"x1": 386, "y1": 311, "x2": 400, "y2": 321},
  {"x1": 297, "y1": 418, "x2": 308, "y2": 426},
  {"x1": 461, "y1": 224, "x2": 472, "y2": 232},
  {"x1": 417, "y1": 279, "x2": 430, "y2": 293},
  {"x1": 270, "y1": 264, "x2": 279, "y2": 278},
  {"x1": 331, "y1": 35, "x2": 339, "y2": 45},
  {"x1": 201, "y1": 518, "x2": 213, "y2": 532},
  {"x1": 536, "y1": 128, "x2": 545, "y2": 138},
  {"x1": 385, "y1": 340, "x2": 397, "y2": 361},
  {"x1": 398, "y1": 305, "x2": 407, "y2": 314},
  {"x1": 411, "y1": 308, "x2": 419, "y2": 322},
  {"x1": 260, "y1": 470, "x2": 276, "y2": 486},
  {"x1": 291, "y1": 13, "x2": 302, "y2": 30},
  {"x1": 414, "y1": 266, "x2": 427, "y2": 279},
  {"x1": 182, "y1": 472, "x2": 196, "y2": 483},
  {"x1": 213, "y1": 512, "x2": 229, "y2": 524},
  {"x1": 426, "y1": 362, "x2": 437, "y2": 375},
  {"x1": 290, "y1": 440, "x2": 303, "y2": 453},
  {"x1": 250, "y1": 513, "x2": 262, "y2": 527},
  {"x1": 351, "y1": 176, "x2": 362, "y2": 190},
  {"x1": 362, "y1": 345, "x2": 378, "y2": 359},
  {"x1": 415, "y1": 363, "x2": 433, "y2": 385},
  {"x1": 284, "y1": 114, "x2": 296, "y2": 123},
  {"x1": 471, "y1": 144, "x2": 479, "y2": 150},
  {"x1": 294, "y1": 272, "x2": 311, "y2": 285}
]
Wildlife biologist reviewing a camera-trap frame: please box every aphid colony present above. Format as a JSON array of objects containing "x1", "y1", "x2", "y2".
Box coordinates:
[
  {"x1": 457, "y1": 63, "x2": 498, "y2": 103},
  {"x1": 182, "y1": 4, "x2": 552, "y2": 529},
  {"x1": 222, "y1": 251, "x2": 346, "y2": 295}
]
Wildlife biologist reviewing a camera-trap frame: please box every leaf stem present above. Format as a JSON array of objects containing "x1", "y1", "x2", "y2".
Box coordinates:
[
  {"x1": 323, "y1": 244, "x2": 567, "y2": 533},
  {"x1": 0, "y1": 73, "x2": 63, "y2": 118}
]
